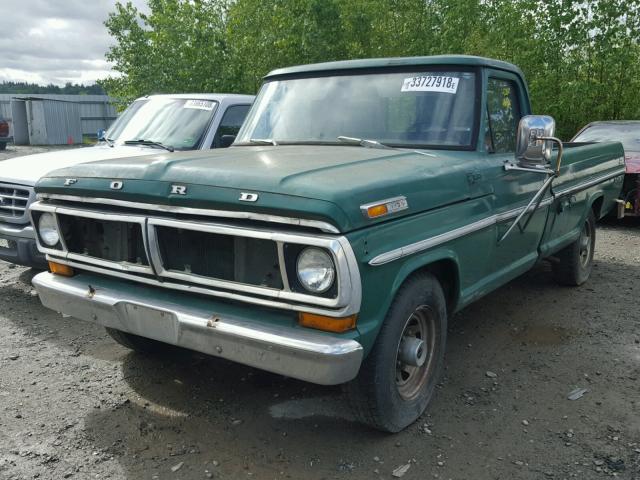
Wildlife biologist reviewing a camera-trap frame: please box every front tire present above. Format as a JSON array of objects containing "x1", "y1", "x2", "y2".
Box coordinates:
[
  {"x1": 105, "y1": 327, "x2": 168, "y2": 354},
  {"x1": 552, "y1": 211, "x2": 596, "y2": 286},
  {"x1": 345, "y1": 272, "x2": 447, "y2": 432}
]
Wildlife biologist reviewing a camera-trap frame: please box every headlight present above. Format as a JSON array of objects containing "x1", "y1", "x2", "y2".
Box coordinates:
[
  {"x1": 296, "y1": 247, "x2": 335, "y2": 293},
  {"x1": 38, "y1": 213, "x2": 60, "y2": 246}
]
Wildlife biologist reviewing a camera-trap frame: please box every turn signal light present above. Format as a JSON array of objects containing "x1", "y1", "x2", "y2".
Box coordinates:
[
  {"x1": 366, "y1": 204, "x2": 389, "y2": 218},
  {"x1": 298, "y1": 312, "x2": 357, "y2": 332},
  {"x1": 361, "y1": 196, "x2": 409, "y2": 219},
  {"x1": 49, "y1": 261, "x2": 75, "y2": 277}
]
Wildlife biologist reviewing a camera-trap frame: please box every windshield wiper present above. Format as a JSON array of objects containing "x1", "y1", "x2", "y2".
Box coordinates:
[
  {"x1": 99, "y1": 136, "x2": 115, "y2": 147},
  {"x1": 124, "y1": 139, "x2": 175, "y2": 152},
  {"x1": 249, "y1": 138, "x2": 278, "y2": 146},
  {"x1": 337, "y1": 136, "x2": 393, "y2": 150},
  {"x1": 337, "y1": 136, "x2": 436, "y2": 157}
]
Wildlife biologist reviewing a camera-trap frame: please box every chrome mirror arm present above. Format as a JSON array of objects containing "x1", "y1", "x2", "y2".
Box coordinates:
[
  {"x1": 500, "y1": 135, "x2": 565, "y2": 244},
  {"x1": 504, "y1": 162, "x2": 554, "y2": 174},
  {"x1": 537, "y1": 136, "x2": 564, "y2": 175},
  {"x1": 499, "y1": 174, "x2": 556, "y2": 243}
]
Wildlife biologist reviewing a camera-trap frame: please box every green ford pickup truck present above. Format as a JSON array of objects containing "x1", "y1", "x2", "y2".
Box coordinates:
[{"x1": 29, "y1": 56, "x2": 625, "y2": 432}]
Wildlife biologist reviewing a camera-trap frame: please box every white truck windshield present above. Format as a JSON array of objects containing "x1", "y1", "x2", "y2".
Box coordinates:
[{"x1": 106, "y1": 98, "x2": 218, "y2": 150}]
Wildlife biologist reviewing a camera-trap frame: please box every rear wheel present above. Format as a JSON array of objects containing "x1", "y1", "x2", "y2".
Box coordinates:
[
  {"x1": 0, "y1": 142, "x2": 6, "y2": 151},
  {"x1": 105, "y1": 327, "x2": 168, "y2": 354},
  {"x1": 345, "y1": 272, "x2": 447, "y2": 432},
  {"x1": 552, "y1": 211, "x2": 596, "y2": 286}
]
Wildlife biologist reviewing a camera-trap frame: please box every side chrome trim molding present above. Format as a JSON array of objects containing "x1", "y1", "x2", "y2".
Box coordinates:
[
  {"x1": 369, "y1": 168, "x2": 625, "y2": 267},
  {"x1": 369, "y1": 215, "x2": 496, "y2": 266},
  {"x1": 553, "y1": 167, "x2": 625, "y2": 198},
  {"x1": 37, "y1": 193, "x2": 340, "y2": 234}
]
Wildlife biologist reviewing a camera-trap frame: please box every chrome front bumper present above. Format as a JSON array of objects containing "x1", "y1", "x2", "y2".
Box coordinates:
[
  {"x1": 0, "y1": 222, "x2": 35, "y2": 239},
  {"x1": 32, "y1": 272, "x2": 363, "y2": 385},
  {"x1": 0, "y1": 223, "x2": 46, "y2": 268}
]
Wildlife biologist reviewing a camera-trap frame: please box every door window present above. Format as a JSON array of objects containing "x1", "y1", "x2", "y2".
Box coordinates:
[
  {"x1": 486, "y1": 79, "x2": 521, "y2": 153},
  {"x1": 212, "y1": 105, "x2": 251, "y2": 148}
]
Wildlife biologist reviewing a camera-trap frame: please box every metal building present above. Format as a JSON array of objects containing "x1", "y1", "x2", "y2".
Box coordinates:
[{"x1": 0, "y1": 94, "x2": 117, "y2": 145}]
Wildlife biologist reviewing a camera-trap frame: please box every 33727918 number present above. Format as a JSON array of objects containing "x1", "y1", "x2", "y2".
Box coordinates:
[{"x1": 401, "y1": 75, "x2": 459, "y2": 94}]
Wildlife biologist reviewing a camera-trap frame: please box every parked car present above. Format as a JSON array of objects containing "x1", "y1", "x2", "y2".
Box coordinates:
[
  {"x1": 0, "y1": 93, "x2": 253, "y2": 268},
  {"x1": 30, "y1": 56, "x2": 625, "y2": 432},
  {"x1": 0, "y1": 117, "x2": 11, "y2": 150},
  {"x1": 571, "y1": 120, "x2": 640, "y2": 216}
]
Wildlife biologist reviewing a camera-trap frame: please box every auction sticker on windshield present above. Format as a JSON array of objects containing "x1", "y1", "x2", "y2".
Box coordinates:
[
  {"x1": 401, "y1": 76, "x2": 459, "y2": 94},
  {"x1": 184, "y1": 100, "x2": 215, "y2": 110}
]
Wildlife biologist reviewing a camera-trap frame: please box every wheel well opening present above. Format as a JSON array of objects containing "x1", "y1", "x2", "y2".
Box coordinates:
[
  {"x1": 591, "y1": 196, "x2": 604, "y2": 219},
  {"x1": 416, "y1": 259, "x2": 459, "y2": 315}
]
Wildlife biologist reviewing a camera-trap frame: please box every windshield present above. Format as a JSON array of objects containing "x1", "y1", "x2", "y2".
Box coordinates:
[
  {"x1": 573, "y1": 123, "x2": 640, "y2": 152},
  {"x1": 236, "y1": 70, "x2": 477, "y2": 148},
  {"x1": 106, "y1": 98, "x2": 218, "y2": 150}
]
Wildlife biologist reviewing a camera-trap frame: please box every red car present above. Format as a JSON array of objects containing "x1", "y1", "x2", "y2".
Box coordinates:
[
  {"x1": 572, "y1": 120, "x2": 640, "y2": 217},
  {"x1": 0, "y1": 117, "x2": 10, "y2": 150}
]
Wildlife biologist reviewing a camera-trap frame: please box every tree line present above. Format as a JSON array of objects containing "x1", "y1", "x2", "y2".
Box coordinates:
[
  {"x1": 102, "y1": 0, "x2": 640, "y2": 139},
  {"x1": 0, "y1": 81, "x2": 105, "y2": 95}
]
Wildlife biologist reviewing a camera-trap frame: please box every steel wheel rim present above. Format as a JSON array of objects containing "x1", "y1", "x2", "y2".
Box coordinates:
[
  {"x1": 395, "y1": 305, "x2": 437, "y2": 401},
  {"x1": 579, "y1": 219, "x2": 593, "y2": 268}
]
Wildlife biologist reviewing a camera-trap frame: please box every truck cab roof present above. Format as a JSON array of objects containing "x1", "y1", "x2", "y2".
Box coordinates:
[
  {"x1": 266, "y1": 55, "x2": 525, "y2": 79},
  {"x1": 136, "y1": 93, "x2": 255, "y2": 104}
]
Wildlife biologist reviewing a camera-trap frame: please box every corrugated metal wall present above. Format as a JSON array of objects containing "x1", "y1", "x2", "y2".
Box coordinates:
[
  {"x1": 38, "y1": 99, "x2": 83, "y2": 145},
  {"x1": 0, "y1": 94, "x2": 117, "y2": 143}
]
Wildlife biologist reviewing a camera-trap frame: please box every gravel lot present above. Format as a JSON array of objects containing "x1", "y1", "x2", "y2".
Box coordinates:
[{"x1": 0, "y1": 145, "x2": 639, "y2": 479}]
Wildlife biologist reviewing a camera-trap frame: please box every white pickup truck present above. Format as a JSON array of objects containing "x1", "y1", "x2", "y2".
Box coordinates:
[{"x1": 0, "y1": 93, "x2": 253, "y2": 268}]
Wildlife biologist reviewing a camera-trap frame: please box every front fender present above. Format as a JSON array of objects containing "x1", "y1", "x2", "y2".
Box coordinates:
[{"x1": 353, "y1": 245, "x2": 461, "y2": 357}]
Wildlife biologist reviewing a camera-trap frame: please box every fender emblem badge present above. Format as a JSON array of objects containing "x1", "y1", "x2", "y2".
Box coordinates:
[
  {"x1": 171, "y1": 185, "x2": 187, "y2": 195},
  {"x1": 239, "y1": 192, "x2": 259, "y2": 202},
  {"x1": 64, "y1": 178, "x2": 77, "y2": 186},
  {"x1": 110, "y1": 181, "x2": 123, "y2": 190}
]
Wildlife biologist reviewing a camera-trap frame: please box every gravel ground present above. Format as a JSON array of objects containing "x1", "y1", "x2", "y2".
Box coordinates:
[{"x1": 0, "y1": 146, "x2": 639, "y2": 480}]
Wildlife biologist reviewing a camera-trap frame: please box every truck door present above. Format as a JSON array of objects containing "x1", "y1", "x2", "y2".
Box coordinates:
[{"x1": 483, "y1": 73, "x2": 550, "y2": 284}]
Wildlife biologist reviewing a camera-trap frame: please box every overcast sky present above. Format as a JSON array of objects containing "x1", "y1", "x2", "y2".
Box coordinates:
[{"x1": 0, "y1": 0, "x2": 149, "y2": 86}]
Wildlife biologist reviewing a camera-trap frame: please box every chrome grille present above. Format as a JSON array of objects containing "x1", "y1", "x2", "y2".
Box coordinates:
[
  {"x1": 58, "y1": 214, "x2": 150, "y2": 268},
  {"x1": 154, "y1": 224, "x2": 283, "y2": 289},
  {"x1": 30, "y1": 197, "x2": 362, "y2": 317},
  {"x1": 0, "y1": 183, "x2": 33, "y2": 223}
]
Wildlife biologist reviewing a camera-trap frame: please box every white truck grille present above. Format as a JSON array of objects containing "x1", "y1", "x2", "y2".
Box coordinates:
[{"x1": 0, "y1": 183, "x2": 33, "y2": 223}]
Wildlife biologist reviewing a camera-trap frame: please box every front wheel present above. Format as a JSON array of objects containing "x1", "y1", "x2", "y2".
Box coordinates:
[
  {"x1": 552, "y1": 211, "x2": 596, "y2": 286},
  {"x1": 345, "y1": 272, "x2": 447, "y2": 432}
]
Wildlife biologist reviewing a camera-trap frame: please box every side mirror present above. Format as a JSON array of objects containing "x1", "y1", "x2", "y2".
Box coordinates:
[
  {"x1": 220, "y1": 135, "x2": 236, "y2": 148},
  {"x1": 516, "y1": 115, "x2": 556, "y2": 166},
  {"x1": 97, "y1": 129, "x2": 106, "y2": 141}
]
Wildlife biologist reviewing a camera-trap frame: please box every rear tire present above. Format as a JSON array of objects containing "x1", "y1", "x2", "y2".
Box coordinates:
[
  {"x1": 0, "y1": 143, "x2": 6, "y2": 151},
  {"x1": 105, "y1": 327, "x2": 168, "y2": 354},
  {"x1": 552, "y1": 211, "x2": 596, "y2": 286},
  {"x1": 345, "y1": 272, "x2": 447, "y2": 432}
]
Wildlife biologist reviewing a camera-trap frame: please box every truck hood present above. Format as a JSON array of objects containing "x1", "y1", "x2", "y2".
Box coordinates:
[
  {"x1": 0, "y1": 144, "x2": 163, "y2": 186},
  {"x1": 37, "y1": 145, "x2": 480, "y2": 232}
]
